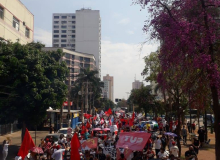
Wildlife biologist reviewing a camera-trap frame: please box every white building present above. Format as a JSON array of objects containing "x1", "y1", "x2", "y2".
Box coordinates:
[
  {"x1": 132, "y1": 80, "x2": 143, "y2": 90},
  {"x1": 103, "y1": 74, "x2": 114, "y2": 101},
  {"x1": 0, "y1": 0, "x2": 34, "y2": 44},
  {"x1": 52, "y1": 9, "x2": 101, "y2": 76}
]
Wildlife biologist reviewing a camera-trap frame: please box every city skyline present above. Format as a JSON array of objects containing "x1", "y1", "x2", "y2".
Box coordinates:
[{"x1": 20, "y1": 0, "x2": 159, "y2": 99}]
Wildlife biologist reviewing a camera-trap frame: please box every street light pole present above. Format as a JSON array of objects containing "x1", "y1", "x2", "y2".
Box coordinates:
[{"x1": 68, "y1": 70, "x2": 71, "y2": 127}]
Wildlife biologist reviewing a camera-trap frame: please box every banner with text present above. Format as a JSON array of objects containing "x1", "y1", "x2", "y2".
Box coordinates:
[{"x1": 116, "y1": 132, "x2": 151, "y2": 151}]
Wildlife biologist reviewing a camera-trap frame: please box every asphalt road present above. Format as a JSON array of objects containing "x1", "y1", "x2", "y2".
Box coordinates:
[{"x1": 0, "y1": 130, "x2": 49, "y2": 160}]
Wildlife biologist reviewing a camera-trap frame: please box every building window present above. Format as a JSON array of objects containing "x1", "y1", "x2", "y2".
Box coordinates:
[
  {"x1": 61, "y1": 25, "x2": 67, "y2": 29},
  {"x1": 54, "y1": 16, "x2": 59, "y2": 19},
  {"x1": 72, "y1": 26, "x2": 75, "y2": 29},
  {"x1": 54, "y1": 30, "x2": 59, "y2": 33},
  {"x1": 53, "y1": 35, "x2": 59, "y2": 38},
  {"x1": 72, "y1": 30, "x2": 75, "y2": 33},
  {"x1": 72, "y1": 55, "x2": 75, "y2": 59},
  {"x1": 62, "y1": 30, "x2": 66, "y2": 33},
  {"x1": 72, "y1": 21, "x2": 75, "y2": 24},
  {"x1": 61, "y1": 21, "x2": 67, "y2": 24},
  {"x1": 85, "y1": 64, "x2": 90, "y2": 68},
  {"x1": 62, "y1": 16, "x2": 67, "y2": 19},
  {"x1": 72, "y1": 16, "x2": 75, "y2": 19},
  {"x1": 61, "y1": 39, "x2": 66, "y2": 42},
  {"x1": 0, "y1": 6, "x2": 4, "y2": 19},
  {"x1": 71, "y1": 35, "x2": 75, "y2": 38},
  {"x1": 54, "y1": 25, "x2": 59, "y2": 28},
  {"x1": 53, "y1": 39, "x2": 59, "y2": 43},
  {"x1": 54, "y1": 21, "x2": 59, "y2": 24},
  {"x1": 61, "y1": 44, "x2": 67, "y2": 47},
  {"x1": 25, "y1": 28, "x2": 30, "y2": 38},
  {"x1": 65, "y1": 53, "x2": 70, "y2": 59},
  {"x1": 66, "y1": 60, "x2": 70, "y2": 65},
  {"x1": 61, "y1": 35, "x2": 67, "y2": 38},
  {"x1": 13, "y1": 16, "x2": 19, "y2": 31},
  {"x1": 80, "y1": 57, "x2": 83, "y2": 61},
  {"x1": 53, "y1": 44, "x2": 59, "y2": 47},
  {"x1": 84, "y1": 58, "x2": 90, "y2": 62}
]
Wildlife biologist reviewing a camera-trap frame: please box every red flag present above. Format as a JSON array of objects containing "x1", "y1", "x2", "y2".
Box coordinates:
[
  {"x1": 81, "y1": 125, "x2": 86, "y2": 134},
  {"x1": 18, "y1": 128, "x2": 35, "y2": 159},
  {"x1": 71, "y1": 133, "x2": 80, "y2": 160},
  {"x1": 90, "y1": 118, "x2": 92, "y2": 123},
  {"x1": 107, "y1": 108, "x2": 112, "y2": 115},
  {"x1": 84, "y1": 113, "x2": 92, "y2": 119},
  {"x1": 86, "y1": 122, "x2": 90, "y2": 129},
  {"x1": 93, "y1": 116, "x2": 97, "y2": 120},
  {"x1": 129, "y1": 118, "x2": 133, "y2": 127},
  {"x1": 132, "y1": 112, "x2": 135, "y2": 121}
]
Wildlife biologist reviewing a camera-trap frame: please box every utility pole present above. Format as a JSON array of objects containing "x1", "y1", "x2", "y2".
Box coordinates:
[{"x1": 85, "y1": 80, "x2": 89, "y2": 113}]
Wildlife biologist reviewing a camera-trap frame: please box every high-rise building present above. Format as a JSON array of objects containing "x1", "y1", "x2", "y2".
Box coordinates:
[
  {"x1": 52, "y1": 9, "x2": 101, "y2": 76},
  {"x1": 103, "y1": 74, "x2": 114, "y2": 101},
  {"x1": 132, "y1": 80, "x2": 143, "y2": 90},
  {"x1": 0, "y1": 0, "x2": 34, "y2": 44},
  {"x1": 43, "y1": 47, "x2": 96, "y2": 86}
]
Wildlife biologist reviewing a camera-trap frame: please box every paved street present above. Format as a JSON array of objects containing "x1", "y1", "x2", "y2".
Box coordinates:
[{"x1": 0, "y1": 130, "x2": 48, "y2": 160}]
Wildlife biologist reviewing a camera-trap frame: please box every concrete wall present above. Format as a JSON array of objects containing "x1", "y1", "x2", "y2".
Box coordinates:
[{"x1": 0, "y1": 0, "x2": 34, "y2": 44}]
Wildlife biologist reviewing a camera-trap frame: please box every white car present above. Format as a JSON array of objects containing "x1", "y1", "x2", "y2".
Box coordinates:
[{"x1": 57, "y1": 128, "x2": 72, "y2": 137}]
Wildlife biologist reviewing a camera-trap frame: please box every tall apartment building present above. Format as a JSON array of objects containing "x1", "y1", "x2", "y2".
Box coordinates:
[
  {"x1": 0, "y1": 0, "x2": 34, "y2": 44},
  {"x1": 103, "y1": 74, "x2": 114, "y2": 101},
  {"x1": 52, "y1": 9, "x2": 101, "y2": 76},
  {"x1": 132, "y1": 80, "x2": 143, "y2": 90},
  {"x1": 43, "y1": 47, "x2": 96, "y2": 86}
]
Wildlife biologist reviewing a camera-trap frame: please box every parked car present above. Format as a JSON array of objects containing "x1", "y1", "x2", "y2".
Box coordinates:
[
  {"x1": 57, "y1": 128, "x2": 72, "y2": 137},
  {"x1": 44, "y1": 133, "x2": 61, "y2": 143}
]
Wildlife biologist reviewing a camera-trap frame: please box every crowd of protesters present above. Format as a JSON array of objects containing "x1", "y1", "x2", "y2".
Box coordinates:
[{"x1": 2, "y1": 110, "x2": 206, "y2": 160}]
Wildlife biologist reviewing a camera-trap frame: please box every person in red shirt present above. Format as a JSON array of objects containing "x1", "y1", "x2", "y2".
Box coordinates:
[{"x1": 169, "y1": 121, "x2": 173, "y2": 132}]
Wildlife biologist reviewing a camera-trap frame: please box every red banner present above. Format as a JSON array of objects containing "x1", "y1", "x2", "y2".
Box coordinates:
[
  {"x1": 116, "y1": 132, "x2": 151, "y2": 151},
  {"x1": 81, "y1": 137, "x2": 98, "y2": 150},
  {"x1": 63, "y1": 101, "x2": 73, "y2": 106}
]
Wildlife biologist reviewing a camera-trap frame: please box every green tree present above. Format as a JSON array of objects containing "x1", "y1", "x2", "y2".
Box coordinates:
[
  {"x1": 71, "y1": 68, "x2": 103, "y2": 114},
  {"x1": 0, "y1": 41, "x2": 68, "y2": 138},
  {"x1": 128, "y1": 86, "x2": 155, "y2": 116}
]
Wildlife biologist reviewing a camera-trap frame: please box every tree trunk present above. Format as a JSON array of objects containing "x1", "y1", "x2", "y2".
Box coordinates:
[
  {"x1": 210, "y1": 86, "x2": 220, "y2": 160},
  {"x1": 21, "y1": 121, "x2": 26, "y2": 143},
  {"x1": 77, "y1": 96, "x2": 79, "y2": 110},
  {"x1": 175, "y1": 97, "x2": 181, "y2": 157}
]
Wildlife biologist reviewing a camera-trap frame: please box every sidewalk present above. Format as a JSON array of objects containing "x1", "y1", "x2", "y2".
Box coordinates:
[
  {"x1": 0, "y1": 130, "x2": 48, "y2": 160},
  {"x1": 180, "y1": 132, "x2": 215, "y2": 160}
]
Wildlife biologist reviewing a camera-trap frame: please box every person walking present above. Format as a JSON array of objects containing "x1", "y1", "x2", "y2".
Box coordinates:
[
  {"x1": 2, "y1": 139, "x2": 11, "y2": 160},
  {"x1": 154, "y1": 136, "x2": 162, "y2": 156},
  {"x1": 192, "y1": 136, "x2": 200, "y2": 154},
  {"x1": 169, "y1": 142, "x2": 179, "y2": 158},
  {"x1": 187, "y1": 121, "x2": 191, "y2": 133},
  {"x1": 197, "y1": 127, "x2": 205, "y2": 147},
  {"x1": 181, "y1": 126, "x2": 187, "y2": 144}
]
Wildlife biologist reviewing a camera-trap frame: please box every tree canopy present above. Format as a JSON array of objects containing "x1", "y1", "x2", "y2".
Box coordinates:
[{"x1": 0, "y1": 41, "x2": 68, "y2": 127}]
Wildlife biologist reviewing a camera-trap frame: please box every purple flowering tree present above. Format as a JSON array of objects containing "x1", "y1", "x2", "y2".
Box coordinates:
[{"x1": 135, "y1": 0, "x2": 220, "y2": 158}]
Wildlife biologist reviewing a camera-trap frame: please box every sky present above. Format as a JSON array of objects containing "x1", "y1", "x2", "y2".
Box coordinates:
[{"x1": 20, "y1": 0, "x2": 159, "y2": 100}]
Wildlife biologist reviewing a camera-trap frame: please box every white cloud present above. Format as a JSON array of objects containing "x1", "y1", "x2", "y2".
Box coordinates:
[
  {"x1": 126, "y1": 30, "x2": 134, "y2": 35},
  {"x1": 34, "y1": 28, "x2": 52, "y2": 47},
  {"x1": 118, "y1": 18, "x2": 130, "y2": 25},
  {"x1": 101, "y1": 40, "x2": 159, "y2": 99}
]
